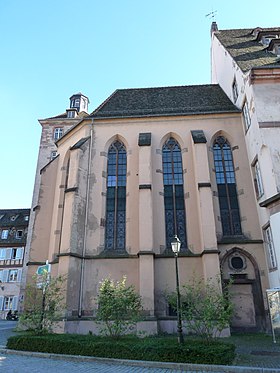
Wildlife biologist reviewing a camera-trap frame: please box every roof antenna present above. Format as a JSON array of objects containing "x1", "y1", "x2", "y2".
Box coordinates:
[
  {"x1": 206, "y1": 10, "x2": 218, "y2": 35},
  {"x1": 205, "y1": 10, "x2": 217, "y2": 20}
]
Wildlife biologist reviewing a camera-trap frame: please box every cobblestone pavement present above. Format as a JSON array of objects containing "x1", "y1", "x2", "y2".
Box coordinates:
[
  {"x1": 0, "y1": 353, "x2": 212, "y2": 373},
  {"x1": 228, "y1": 333, "x2": 280, "y2": 369}
]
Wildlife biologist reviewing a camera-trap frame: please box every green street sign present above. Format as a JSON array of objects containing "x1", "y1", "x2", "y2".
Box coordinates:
[{"x1": 36, "y1": 264, "x2": 50, "y2": 275}]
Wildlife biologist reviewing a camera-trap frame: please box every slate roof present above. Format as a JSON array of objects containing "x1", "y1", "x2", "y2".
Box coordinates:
[
  {"x1": 44, "y1": 111, "x2": 89, "y2": 120},
  {"x1": 0, "y1": 209, "x2": 30, "y2": 228},
  {"x1": 91, "y1": 84, "x2": 240, "y2": 119},
  {"x1": 215, "y1": 28, "x2": 280, "y2": 72}
]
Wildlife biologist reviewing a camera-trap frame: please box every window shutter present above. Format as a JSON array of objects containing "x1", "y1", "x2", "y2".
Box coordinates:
[
  {"x1": 17, "y1": 269, "x2": 22, "y2": 282},
  {"x1": 0, "y1": 296, "x2": 3, "y2": 311},
  {"x1": 5, "y1": 248, "x2": 12, "y2": 259},
  {"x1": 12, "y1": 296, "x2": 18, "y2": 311},
  {"x1": 3, "y1": 270, "x2": 9, "y2": 283},
  {"x1": 0, "y1": 249, "x2": 5, "y2": 260},
  {"x1": 16, "y1": 248, "x2": 23, "y2": 260},
  {"x1": 0, "y1": 270, "x2": 3, "y2": 282}
]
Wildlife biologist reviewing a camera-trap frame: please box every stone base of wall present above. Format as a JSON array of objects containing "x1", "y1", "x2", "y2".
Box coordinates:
[{"x1": 52, "y1": 318, "x2": 230, "y2": 338}]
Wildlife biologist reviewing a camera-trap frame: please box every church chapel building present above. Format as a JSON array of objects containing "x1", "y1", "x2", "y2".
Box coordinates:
[
  {"x1": 25, "y1": 23, "x2": 280, "y2": 334},
  {"x1": 26, "y1": 85, "x2": 268, "y2": 334}
]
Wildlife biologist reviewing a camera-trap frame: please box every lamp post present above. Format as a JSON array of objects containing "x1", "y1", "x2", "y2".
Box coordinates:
[{"x1": 171, "y1": 235, "x2": 184, "y2": 344}]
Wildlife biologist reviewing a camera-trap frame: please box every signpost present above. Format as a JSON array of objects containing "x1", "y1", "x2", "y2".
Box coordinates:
[
  {"x1": 266, "y1": 288, "x2": 280, "y2": 343},
  {"x1": 36, "y1": 261, "x2": 51, "y2": 276},
  {"x1": 36, "y1": 260, "x2": 51, "y2": 331},
  {"x1": 36, "y1": 260, "x2": 51, "y2": 288}
]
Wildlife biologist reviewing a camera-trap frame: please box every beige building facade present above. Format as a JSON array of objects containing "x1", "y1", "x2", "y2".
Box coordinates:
[{"x1": 26, "y1": 85, "x2": 269, "y2": 334}]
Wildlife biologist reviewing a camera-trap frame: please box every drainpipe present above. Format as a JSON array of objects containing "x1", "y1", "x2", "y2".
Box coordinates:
[{"x1": 78, "y1": 118, "x2": 94, "y2": 318}]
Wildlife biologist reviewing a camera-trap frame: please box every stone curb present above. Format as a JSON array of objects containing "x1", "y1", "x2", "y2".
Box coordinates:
[{"x1": 1, "y1": 348, "x2": 280, "y2": 373}]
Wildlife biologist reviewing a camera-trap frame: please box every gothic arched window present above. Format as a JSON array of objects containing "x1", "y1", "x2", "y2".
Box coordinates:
[
  {"x1": 105, "y1": 140, "x2": 127, "y2": 250},
  {"x1": 213, "y1": 136, "x2": 242, "y2": 236},
  {"x1": 162, "y1": 137, "x2": 187, "y2": 249}
]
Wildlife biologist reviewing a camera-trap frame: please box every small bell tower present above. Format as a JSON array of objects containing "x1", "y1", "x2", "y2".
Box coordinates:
[{"x1": 69, "y1": 93, "x2": 89, "y2": 113}]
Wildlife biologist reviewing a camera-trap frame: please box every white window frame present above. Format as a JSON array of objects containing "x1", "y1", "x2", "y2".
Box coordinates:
[
  {"x1": 8, "y1": 269, "x2": 18, "y2": 282},
  {"x1": 67, "y1": 110, "x2": 75, "y2": 118},
  {"x1": 10, "y1": 248, "x2": 23, "y2": 260},
  {"x1": 1, "y1": 230, "x2": 9, "y2": 239},
  {"x1": 264, "y1": 226, "x2": 277, "y2": 270},
  {"x1": 4, "y1": 296, "x2": 13, "y2": 310},
  {"x1": 253, "y1": 161, "x2": 264, "y2": 198},
  {"x1": 53, "y1": 128, "x2": 63, "y2": 140},
  {"x1": 74, "y1": 99, "x2": 80, "y2": 108},
  {"x1": 242, "y1": 99, "x2": 251, "y2": 131}
]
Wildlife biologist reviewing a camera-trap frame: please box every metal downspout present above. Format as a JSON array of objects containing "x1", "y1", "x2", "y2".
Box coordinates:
[{"x1": 78, "y1": 119, "x2": 94, "y2": 318}]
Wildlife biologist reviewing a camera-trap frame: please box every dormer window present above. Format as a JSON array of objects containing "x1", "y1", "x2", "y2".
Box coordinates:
[
  {"x1": 262, "y1": 35, "x2": 274, "y2": 45},
  {"x1": 1, "y1": 230, "x2": 8, "y2": 239},
  {"x1": 232, "y1": 78, "x2": 238, "y2": 103},
  {"x1": 67, "y1": 109, "x2": 77, "y2": 118},
  {"x1": 16, "y1": 230, "x2": 23, "y2": 239},
  {"x1": 54, "y1": 128, "x2": 63, "y2": 140},
  {"x1": 267, "y1": 39, "x2": 280, "y2": 56},
  {"x1": 258, "y1": 32, "x2": 280, "y2": 46}
]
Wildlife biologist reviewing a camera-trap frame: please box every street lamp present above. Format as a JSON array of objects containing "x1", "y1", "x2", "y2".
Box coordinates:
[{"x1": 171, "y1": 235, "x2": 184, "y2": 344}]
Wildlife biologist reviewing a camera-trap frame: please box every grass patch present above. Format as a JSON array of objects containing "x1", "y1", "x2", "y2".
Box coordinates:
[{"x1": 7, "y1": 334, "x2": 235, "y2": 365}]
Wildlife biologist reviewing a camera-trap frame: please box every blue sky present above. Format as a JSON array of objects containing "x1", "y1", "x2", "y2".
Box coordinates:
[{"x1": 0, "y1": 0, "x2": 279, "y2": 209}]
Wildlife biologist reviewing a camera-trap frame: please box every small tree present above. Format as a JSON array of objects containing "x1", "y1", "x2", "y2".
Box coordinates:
[
  {"x1": 96, "y1": 276, "x2": 142, "y2": 338},
  {"x1": 168, "y1": 276, "x2": 233, "y2": 341},
  {"x1": 19, "y1": 273, "x2": 65, "y2": 334}
]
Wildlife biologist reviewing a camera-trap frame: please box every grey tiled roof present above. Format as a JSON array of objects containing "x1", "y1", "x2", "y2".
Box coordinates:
[
  {"x1": 91, "y1": 84, "x2": 239, "y2": 119},
  {"x1": 44, "y1": 111, "x2": 89, "y2": 120},
  {"x1": 0, "y1": 209, "x2": 30, "y2": 245},
  {"x1": 0, "y1": 209, "x2": 30, "y2": 228},
  {"x1": 215, "y1": 28, "x2": 280, "y2": 72}
]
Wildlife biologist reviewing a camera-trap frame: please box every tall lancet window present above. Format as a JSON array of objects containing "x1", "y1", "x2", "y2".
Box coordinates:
[
  {"x1": 105, "y1": 140, "x2": 127, "y2": 250},
  {"x1": 213, "y1": 136, "x2": 242, "y2": 236},
  {"x1": 162, "y1": 137, "x2": 187, "y2": 249}
]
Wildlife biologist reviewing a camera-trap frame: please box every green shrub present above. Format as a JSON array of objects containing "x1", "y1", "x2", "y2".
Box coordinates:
[
  {"x1": 167, "y1": 276, "x2": 233, "y2": 340},
  {"x1": 19, "y1": 273, "x2": 66, "y2": 334},
  {"x1": 7, "y1": 334, "x2": 235, "y2": 365},
  {"x1": 96, "y1": 276, "x2": 142, "y2": 338}
]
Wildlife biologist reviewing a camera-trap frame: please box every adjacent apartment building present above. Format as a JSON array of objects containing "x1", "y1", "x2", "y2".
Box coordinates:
[
  {"x1": 211, "y1": 23, "x2": 280, "y2": 288},
  {"x1": 0, "y1": 209, "x2": 30, "y2": 319},
  {"x1": 23, "y1": 23, "x2": 280, "y2": 335}
]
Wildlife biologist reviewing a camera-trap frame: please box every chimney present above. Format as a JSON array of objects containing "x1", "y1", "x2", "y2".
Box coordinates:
[{"x1": 211, "y1": 21, "x2": 218, "y2": 36}]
